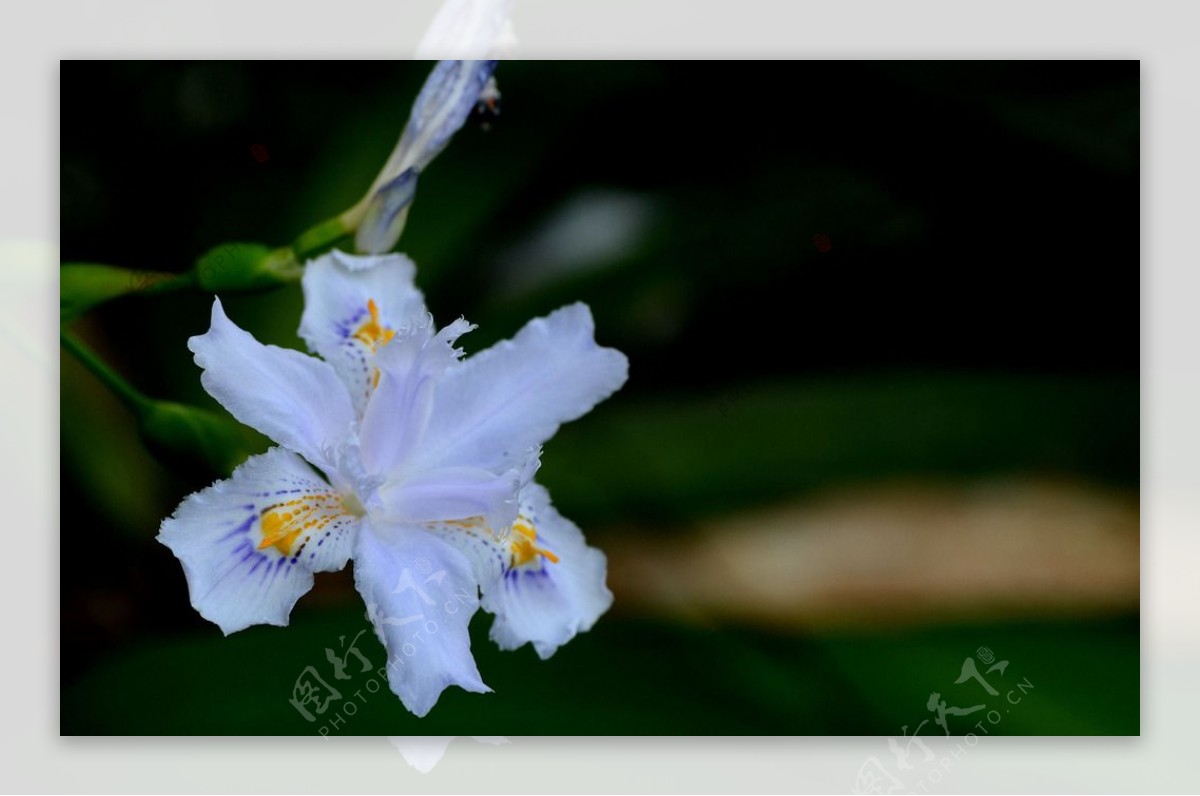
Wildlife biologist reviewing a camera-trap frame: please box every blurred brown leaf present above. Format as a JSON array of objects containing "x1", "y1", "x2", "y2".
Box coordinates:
[{"x1": 606, "y1": 478, "x2": 1138, "y2": 629}]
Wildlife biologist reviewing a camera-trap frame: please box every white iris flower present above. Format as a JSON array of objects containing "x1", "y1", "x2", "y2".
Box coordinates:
[{"x1": 158, "y1": 250, "x2": 627, "y2": 716}]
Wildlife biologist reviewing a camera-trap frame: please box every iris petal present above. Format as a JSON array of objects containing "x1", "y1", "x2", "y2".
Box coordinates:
[
  {"x1": 354, "y1": 519, "x2": 490, "y2": 717},
  {"x1": 157, "y1": 447, "x2": 360, "y2": 635},
  {"x1": 189, "y1": 298, "x2": 355, "y2": 475},
  {"x1": 298, "y1": 251, "x2": 428, "y2": 415},
  {"x1": 416, "y1": 302, "x2": 628, "y2": 474},
  {"x1": 485, "y1": 482, "x2": 613, "y2": 658}
]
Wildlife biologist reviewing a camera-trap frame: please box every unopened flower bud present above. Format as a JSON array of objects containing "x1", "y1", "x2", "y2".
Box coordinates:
[{"x1": 352, "y1": 60, "x2": 498, "y2": 254}]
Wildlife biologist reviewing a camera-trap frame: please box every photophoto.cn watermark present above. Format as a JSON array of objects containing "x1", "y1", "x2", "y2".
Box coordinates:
[
  {"x1": 286, "y1": 554, "x2": 476, "y2": 736},
  {"x1": 854, "y1": 646, "x2": 1035, "y2": 794}
]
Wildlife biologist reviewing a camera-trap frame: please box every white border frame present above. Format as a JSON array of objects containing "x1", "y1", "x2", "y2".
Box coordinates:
[{"x1": 6, "y1": 0, "x2": 1195, "y2": 791}]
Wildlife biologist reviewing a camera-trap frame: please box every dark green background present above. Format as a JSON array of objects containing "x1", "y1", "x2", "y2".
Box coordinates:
[{"x1": 60, "y1": 61, "x2": 1139, "y2": 734}]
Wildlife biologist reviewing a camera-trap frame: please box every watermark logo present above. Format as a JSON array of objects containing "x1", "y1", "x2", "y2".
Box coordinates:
[
  {"x1": 286, "y1": 559, "x2": 478, "y2": 736},
  {"x1": 288, "y1": 629, "x2": 374, "y2": 725},
  {"x1": 853, "y1": 647, "x2": 1034, "y2": 794},
  {"x1": 326, "y1": 630, "x2": 373, "y2": 680},
  {"x1": 289, "y1": 664, "x2": 343, "y2": 723}
]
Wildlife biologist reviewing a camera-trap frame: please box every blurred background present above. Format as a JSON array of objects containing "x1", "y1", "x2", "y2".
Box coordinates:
[{"x1": 60, "y1": 61, "x2": 1138, "y2": 735}]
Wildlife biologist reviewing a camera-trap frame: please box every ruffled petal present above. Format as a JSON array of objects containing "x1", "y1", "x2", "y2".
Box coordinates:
[
  {"x1": 157, "y1": 447, "x2": 361, "y2": 635},
  {"x1": 354, "y1": 520, "x2": 490, "y2": 717},
  {"x1": 189, "y1": 298, "x2": 355, "y2": 474},
  {"x1": 298, "y1": 251, "x2": 428, "y2": 414},
  {"x1": 414, "y1": 303, "x2": 628, "y2": 474},
  {"x1": 481, "y1": 482, "x2": 613, "y2": 659}
]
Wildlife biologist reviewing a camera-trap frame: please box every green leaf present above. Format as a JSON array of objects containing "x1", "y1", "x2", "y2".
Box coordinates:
[
  {"x1": 61, "y1": 608, "x2": 1137, "y2": 734},
  {"x1": 542, "y1": 374, "x2": 1139, "y2": 527}
]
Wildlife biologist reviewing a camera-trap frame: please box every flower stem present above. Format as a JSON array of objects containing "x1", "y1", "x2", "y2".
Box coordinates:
[
  {"x1": 137, "y1": 269, "x2": 197, "y2": 294},
  {"x1": 60, "y1": 329, "x2": 152, "y2": 415},
  {"x1": 291, "y1": 212, "x2": 356, "y2": 261}
]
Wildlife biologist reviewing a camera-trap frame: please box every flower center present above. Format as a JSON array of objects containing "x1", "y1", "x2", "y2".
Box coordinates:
[
  {"x1": 257, "y1": 494, "x2": 343, "y2": 556},
  {"x1": 509, "y1": 518, "x2": 559, "y2": 568},
  {"x1": 353, "y1": 298, "x2": 395, "y2": 351},
  {"x1": 340, "y1": 491, "x2": 367, "y2": 517}
]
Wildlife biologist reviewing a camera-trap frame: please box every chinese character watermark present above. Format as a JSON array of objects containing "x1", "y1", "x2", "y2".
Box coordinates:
[
  {"x1": 853, "y1": 647, "x2": 1035, "y2": 794},
  {"x1": 286, "y1": 558, "x2": 478, "y2": 736}
]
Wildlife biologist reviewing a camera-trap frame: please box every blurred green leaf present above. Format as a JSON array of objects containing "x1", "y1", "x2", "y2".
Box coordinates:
[
  {"x1": 542, "y1": 374, "x2": 1139, "y2": 527},
  {"x1": 812, "y1": 616, "x2": 1139, "y2": 735},
  {"x1": 61, "y1": 608, "x2": 1136, "y2": 734}
]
